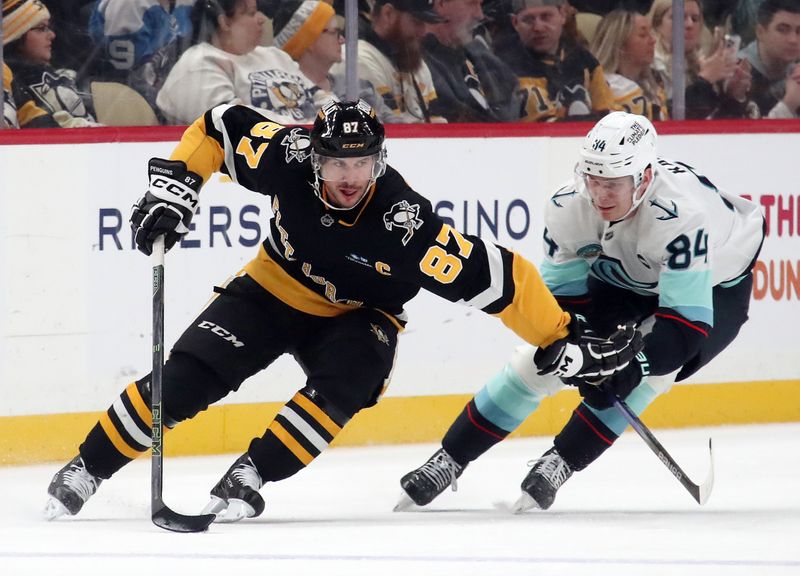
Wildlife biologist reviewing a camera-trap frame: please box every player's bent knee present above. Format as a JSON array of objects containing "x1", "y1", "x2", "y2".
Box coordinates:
[
  {"x1": 508, "y1": 344, "x2": 565, "y2": 397},
  {"x1": 160, "y1": 352, "x2": 233, "y2": 424},
  {"x1": 646, "y1": 371, "x2": 678, "y2": 396}
]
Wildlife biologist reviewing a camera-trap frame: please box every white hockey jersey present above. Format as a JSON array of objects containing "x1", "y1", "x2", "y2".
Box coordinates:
[{"x1": 540, "y1": 158, "x2": 764, "y2": 328}]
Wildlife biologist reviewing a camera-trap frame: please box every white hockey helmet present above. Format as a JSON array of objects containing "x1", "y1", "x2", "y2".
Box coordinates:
[{"x1": 577, "y1": 111, "x2": 657, "y2": 201}]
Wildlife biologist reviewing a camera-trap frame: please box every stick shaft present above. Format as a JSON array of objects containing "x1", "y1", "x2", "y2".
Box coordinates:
[{"x1": 151, "y1": 237, "x2": 165, "y2": 510}]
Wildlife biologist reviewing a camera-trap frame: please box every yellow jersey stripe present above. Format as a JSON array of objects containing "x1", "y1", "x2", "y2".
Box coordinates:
[
  {"x1": 269, "y1": 421, "x2": 313, "y2": 465},
  {"x1": 293, "y1": 393, "x2": 342, "y2": 436},
  {"x1": 125, "y1": 382, "x2": 152, "y2": 428},
  {"x1": 243, "y1": 246, "x2": 358, "y2": 317},
  {"x1": 99, "y1": 413, "x2": 145, "y2": 460}
]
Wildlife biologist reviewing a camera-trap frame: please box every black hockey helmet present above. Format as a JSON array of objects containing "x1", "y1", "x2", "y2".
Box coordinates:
[{"x1": 310, "y1": 99, "x2": 385, "y2": 158}]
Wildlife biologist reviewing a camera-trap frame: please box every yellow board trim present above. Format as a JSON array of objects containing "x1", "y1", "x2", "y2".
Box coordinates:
[
  {"x1": 269, "y1": 421, "x2": 314, "y2": 466},
  {"x1": 293, "y1": 393, "x2": 342, "y2": 437},
  {"x1": 3, "y1": 380, "x2": 799, "y2": 466}
]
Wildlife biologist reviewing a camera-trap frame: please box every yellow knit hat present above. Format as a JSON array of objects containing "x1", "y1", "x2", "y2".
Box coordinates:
[
  {"x1": 2, "y1": 0, "x2": 50, "y2": 45},
  {"x1": 274, "y1": 1, "x2": 336, "y2": 60}
]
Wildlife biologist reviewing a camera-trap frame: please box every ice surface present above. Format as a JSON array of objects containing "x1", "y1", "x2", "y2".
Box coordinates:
[{"x1": 2, "y1": 423, "x2": 798, "y2": 575}]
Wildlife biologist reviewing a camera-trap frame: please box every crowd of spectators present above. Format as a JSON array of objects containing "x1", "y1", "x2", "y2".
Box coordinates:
[{"x1": 2, "y1": 0, "x2": 800, "y2": 128}]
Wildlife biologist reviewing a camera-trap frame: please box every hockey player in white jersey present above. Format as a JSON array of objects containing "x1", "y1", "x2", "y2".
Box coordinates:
[{"x1": 397, "y1": 111, "x2": 765, "y2": 511}]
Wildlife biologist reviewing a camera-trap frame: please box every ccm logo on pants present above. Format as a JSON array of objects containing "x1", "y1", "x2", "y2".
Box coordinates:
[{"x1": 197, "y1": 321, "x2": 245, "y2": 348}]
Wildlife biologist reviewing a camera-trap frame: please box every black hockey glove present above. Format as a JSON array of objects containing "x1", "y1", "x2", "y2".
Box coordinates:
[
  {"x1": 534, "y1": 315, "x2": 644, "y2": 380},
  {"x1": 130, "y1": 158, "x2": 202, "y2": 255},
  {"x1": 577, "y1": 351, "x2": 650, "y2": 410}
]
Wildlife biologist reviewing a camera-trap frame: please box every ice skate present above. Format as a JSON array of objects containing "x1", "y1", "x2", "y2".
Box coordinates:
[
  {"x1": 511, "y1": 447, "x2": 573, "y2": 513},
  {"x1": 44, "y1": 456, "x2": 103, "y2": 520},
  {"x1": 201, "y1": 453, "x2": 265, "y2": 522},
  {"x1": 395, "y1": 448, "x2": 464, "y2": 511}
]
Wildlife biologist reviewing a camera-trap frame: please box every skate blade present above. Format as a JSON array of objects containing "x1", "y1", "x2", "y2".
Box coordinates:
[
  {"x1": 200, "y1": 495, "x2": 227, "y2": 517},
  {"x1": 392, "y1": 492, "x2": 420, "y2": 512},
  {"x1": 43, "y1": 497, "x2": 69, "y2": 520},
  {"x1": 213, "y1": 499, "x2": 256, "y2": 523},
  {"x1": 509, "y1": 492, "x2": 541, "y2": 514}
]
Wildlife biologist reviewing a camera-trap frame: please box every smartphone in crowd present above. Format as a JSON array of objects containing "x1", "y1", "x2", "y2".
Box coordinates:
[{"x1": 723, "y1": 33, "x2": 742, "y2": 65}]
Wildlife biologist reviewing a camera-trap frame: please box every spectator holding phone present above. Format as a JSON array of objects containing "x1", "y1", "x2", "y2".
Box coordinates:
[{"x1": 650, "y1": 0, "x2": 758, "y2": 118}]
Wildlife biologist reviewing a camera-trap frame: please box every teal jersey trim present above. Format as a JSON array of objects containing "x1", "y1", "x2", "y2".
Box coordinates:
[
  {"x1": 584, "y1": 380, "x2": 659, "y2": 436},
  {"x1": 474, "y1": 364, "x2": 542, "y2": 432},
  {"x1": 659, "y1": 269, "x2": 713, "y2": 325},
  {"x1": 540, "y1": 259, "x2": 589, "y2": 296}
]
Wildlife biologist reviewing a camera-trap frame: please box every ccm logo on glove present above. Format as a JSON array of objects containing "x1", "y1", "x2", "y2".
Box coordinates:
[{"x1": 149, "y1": 176, "x2": 200, "y2": 211}]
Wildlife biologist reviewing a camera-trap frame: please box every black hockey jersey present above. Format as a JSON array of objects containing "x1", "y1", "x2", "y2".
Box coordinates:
[{"x1": 168, "y1": 104, "x2": 570, "y2": 346}]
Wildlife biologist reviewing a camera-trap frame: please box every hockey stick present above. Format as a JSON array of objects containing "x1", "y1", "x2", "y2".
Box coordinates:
[
  {"x1": 151, "y1": 236, "x2": 216, "y2": 532},
  {"x1": 602, "y1": 382, "x2": 714, "y2": 505}
]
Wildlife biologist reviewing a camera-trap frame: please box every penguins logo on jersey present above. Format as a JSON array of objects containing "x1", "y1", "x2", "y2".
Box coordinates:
[
  {"x1": 271, "y1": 81, "x2": 304, "y2": 109},
  {"x1": 383, "y1": 200, "x2": 423, "y2": 246},
  {"x1": 370, "y1": 323, "x2": 390, "y2": 346},
  {"x1": 282, "y1": 128, "x2": 311, "y2": 164}
]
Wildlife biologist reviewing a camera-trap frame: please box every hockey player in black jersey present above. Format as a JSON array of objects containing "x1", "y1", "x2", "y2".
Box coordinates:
[{"x1": 45, "y1": 100, "x2": 640, "y2": 523}]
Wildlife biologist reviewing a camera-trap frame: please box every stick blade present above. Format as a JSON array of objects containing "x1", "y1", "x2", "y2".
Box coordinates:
[{"x1": 152, "y1": 504, "x2": 216, "y2": 533}]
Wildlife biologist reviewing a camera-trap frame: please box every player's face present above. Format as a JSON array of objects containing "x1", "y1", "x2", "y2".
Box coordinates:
[
  {"x1": 584, "y1": 174, "x2": 636, "y2": 221},
  {"x1": 319, "y1": 155, "x2": 377, "y2": 209}
]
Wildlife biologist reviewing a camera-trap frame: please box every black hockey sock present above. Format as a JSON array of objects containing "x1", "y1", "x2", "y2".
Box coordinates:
[
  {"x1": 442, "y1": 399, "x2": 511, "y2": 468},
  {"x1": 247, "y1": 388, "x2": 350, "y2": 482},
  {"x1": 79, "y1": 379, "x2": 153, "y2": 479},
  {"x1": 553, "y1": 404, "x2": 620, "y2": 471}
]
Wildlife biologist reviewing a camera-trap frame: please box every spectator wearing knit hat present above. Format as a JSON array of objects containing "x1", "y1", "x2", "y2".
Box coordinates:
[
  {"x1": 156, "y1": 0, "x2": 319, "y2": 125},
  {"x1": 272, "y1": 0, "x2": 390, "y2": 115},
  {"x1": 2, "y1": 0, "x2": 59, "y2": 128},
  {"x1": 273, "y1": 0, "x2": 341, "y2": 94},
  {"x1": 3, "y1": 0, "x2": 100, "y2": 127}
]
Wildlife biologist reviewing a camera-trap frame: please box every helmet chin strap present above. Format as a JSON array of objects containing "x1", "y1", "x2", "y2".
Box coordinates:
[
  {"x1": 615, "y1": 166, "x2": 655, "y2": 221},
  {"x1": 313, "y1": 174, "x2": 376, "y2": 211}
]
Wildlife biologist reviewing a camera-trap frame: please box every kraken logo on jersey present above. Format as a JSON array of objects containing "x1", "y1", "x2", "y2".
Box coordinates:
[
  {"x1": 591, "y1": 255, "x2": 657, "y2": 294},
  {"x1": 576, "y1": 243, "x2": 602, "y2": 258},
  {"x1": 281, "y1": 128, "x2": 312, "y2": 164},
  {"x1": 383, "y1": 200, "x2": 423, "y2": 246}
]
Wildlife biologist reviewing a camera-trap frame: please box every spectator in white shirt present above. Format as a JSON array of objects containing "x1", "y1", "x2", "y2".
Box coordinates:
[{"x1": 156, "y1": 0, "x2": 319, "y2": 125}]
